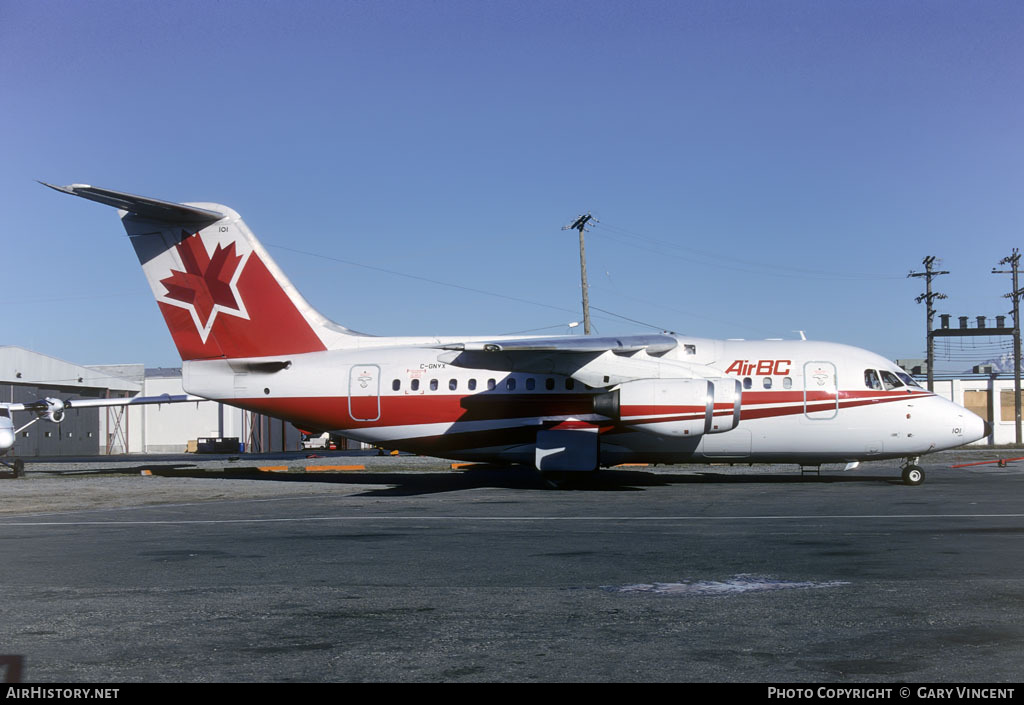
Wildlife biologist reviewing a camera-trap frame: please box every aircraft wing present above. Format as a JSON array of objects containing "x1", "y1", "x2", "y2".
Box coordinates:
[
  {"x1": 435, "y1": 333, "x2": 721, "y2": 387},
  {"x1": 5, "y1": 394, "x2": 205, "y2": 414},
  {"x1": 439, "y1": 333, "x2": 678, "y2": 354}
]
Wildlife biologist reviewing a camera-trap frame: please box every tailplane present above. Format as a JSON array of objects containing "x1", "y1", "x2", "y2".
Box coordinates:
[{"x1": 43, "y1": 183, "x2": 364, "y2": 360}]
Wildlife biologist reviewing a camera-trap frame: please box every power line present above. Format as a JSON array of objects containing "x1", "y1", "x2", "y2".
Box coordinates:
[{"x1": 596, "y1": 221, "x2": 906, "y2": 281}]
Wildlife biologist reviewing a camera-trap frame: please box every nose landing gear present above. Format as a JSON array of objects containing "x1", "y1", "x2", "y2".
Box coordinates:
[
  {"x1": 901, "y1": 457, "x2": 924, "y2": 486},
  {"x1": 1, "y1": 457, "x2": 25, "y2": 478}
]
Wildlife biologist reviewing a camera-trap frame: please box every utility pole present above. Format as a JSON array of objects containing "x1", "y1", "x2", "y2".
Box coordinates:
[
  {"x1": 909, "y1": 256, "x2": 948, "y2": 391},
  {"x1": 993, "y1": 249, "x2": 1022, "y2": 444},
  {"x1": 563, "y1": 213, "x2": 596, "y2": 335}
]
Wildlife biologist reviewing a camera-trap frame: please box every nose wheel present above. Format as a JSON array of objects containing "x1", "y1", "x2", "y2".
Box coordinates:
[
  {"x1": 901, "y1": 463, "x2": 925, "y2": 486},
  {"x1": 1, "y1": 457, "x2": 25, "y2": 478}
]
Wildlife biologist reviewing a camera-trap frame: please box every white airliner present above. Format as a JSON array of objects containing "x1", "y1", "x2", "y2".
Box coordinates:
[{"x1": 25, "y1": 182, "x2": 988, "y2": 485}]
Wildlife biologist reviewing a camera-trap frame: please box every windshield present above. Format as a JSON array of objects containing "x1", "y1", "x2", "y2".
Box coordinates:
[
  {"x1": 896, "y1": 371, "x2": 923, "y2": 388},
  {"x1": 879, "y1": 370, "x2": 905, "y2": 390}
]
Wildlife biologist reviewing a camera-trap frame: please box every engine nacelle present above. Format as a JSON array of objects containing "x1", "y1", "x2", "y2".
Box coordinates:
[
  {"x1": 41, "y1": 397, "x2": 65, "y2": 424},
  {"x1": 593, "y1": 378, "x2": 742, "y2": 438}
]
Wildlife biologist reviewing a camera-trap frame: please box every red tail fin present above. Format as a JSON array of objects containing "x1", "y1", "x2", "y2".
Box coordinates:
[{"x1": 43, "y1": 183, "x2": 362, "y2": 360}]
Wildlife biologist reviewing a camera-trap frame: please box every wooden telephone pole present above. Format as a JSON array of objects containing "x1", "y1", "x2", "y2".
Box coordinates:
[
  {"x1": 563, "y1": 213, "x2": 596, "y2": 335},
  {"x1": 909, "y1": 256, "x2": 948, "y2": 391}
]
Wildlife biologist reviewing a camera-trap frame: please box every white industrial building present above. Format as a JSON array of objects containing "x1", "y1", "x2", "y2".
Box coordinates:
[
  {"x1": 931, "y1": 374, "x2": 1020, "y2": 446},
  {"x1": 2, "y1": 346, "x2": 302, "y2": 456}
]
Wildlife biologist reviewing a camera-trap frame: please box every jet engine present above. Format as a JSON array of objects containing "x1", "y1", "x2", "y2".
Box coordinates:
[{"x1": 593, "y1": 378, "x2": 742, "y2": 437}]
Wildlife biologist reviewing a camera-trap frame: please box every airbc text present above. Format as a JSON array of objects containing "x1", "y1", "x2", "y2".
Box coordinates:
[{"x1": 724, "y1": 359, "x2": 791, "y2": 376}]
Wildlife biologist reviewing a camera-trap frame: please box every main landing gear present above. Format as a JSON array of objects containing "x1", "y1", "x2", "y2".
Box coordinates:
[
  {"x1": 1, "y1": 457, "x2": 25, "y2": 478},
  {"x1": 901, "y1": 457, "x2": 924, "y2": 486}
]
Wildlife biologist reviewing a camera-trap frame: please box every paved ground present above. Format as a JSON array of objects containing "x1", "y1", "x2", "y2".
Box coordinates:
[{"x1": 1, "y1": 450, "x2": 1022, "y2": 683}]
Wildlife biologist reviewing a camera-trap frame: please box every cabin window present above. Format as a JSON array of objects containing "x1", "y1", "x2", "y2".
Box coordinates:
[
  {"x1": 487, "y1": 379, "x2": 496, "y2": 390},
  {"x1": 546, "y1": 378, "x2": 555, "y2": 390},
  {"x1": 449, "y1": 379, "x2": 458, "y2": 391},
  {"x1": 392, "y1": 379, "x2": 400, "y2": 391},
  {"x1": 411, "y1": 379, "x2": 420, "y2": 391},
  {"x1": 468, "y1": 379, "x2": 477, "y2": 391},
  {"x1": 506, "y1": 377, "x2": 517, "y2": 391},
  {"x1": 743, "y1": 377, "x2": 752, "y2": 390},
  {"x1": 684, "y1": 344, "x2": 696, "y2": 355},
  {"x1": 762, "y1": 377, "x2": 772, "y2": 389},
  {"x1": 565, "y1": 379, "x2": 575, "y2": 390},
  {"x1": 783, "y1": 377, "x2": 792, "y2": 389},
  {"x1": 526, "y1": 378, "x2": 536, "y2": 391},
  {"x1": 864, "y1": 369, "x2": 882, "y2": 391},
  {"x1": 429, "y1": 379, "x2": 438, "y2": 391}
]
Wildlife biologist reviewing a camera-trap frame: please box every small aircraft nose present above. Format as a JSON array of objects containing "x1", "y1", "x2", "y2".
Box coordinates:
[{"x1": 0, "y1": 427, "x2": 14, "y2": 451}]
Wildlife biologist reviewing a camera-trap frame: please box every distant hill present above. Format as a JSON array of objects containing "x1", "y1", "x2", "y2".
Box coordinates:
[{"x1": 964, "y1": 352, "x2": 1016, "y2": 374}]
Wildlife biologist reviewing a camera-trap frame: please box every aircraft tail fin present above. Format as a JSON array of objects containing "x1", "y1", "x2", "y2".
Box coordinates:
[{"x1": 43, "y1": 182, "x2": 365, "y2": 361}]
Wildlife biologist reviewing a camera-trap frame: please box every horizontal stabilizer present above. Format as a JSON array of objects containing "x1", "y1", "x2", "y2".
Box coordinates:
[{"x1": 39, "y1": 182, "x2": 225, "y2": 225}]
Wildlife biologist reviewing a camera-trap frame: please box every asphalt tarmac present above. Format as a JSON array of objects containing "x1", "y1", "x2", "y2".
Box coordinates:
[{"x1": 1, "y1": 450, "x2": 1022, "y2": 683}]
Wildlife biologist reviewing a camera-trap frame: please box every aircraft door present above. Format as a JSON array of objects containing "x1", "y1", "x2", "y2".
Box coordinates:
[
  {"x1": 349, "y1": 364, "x2": 381, "y2": 422},
  {"x1": 803, "y1": 361, "x2": 838, "y2": 420}
]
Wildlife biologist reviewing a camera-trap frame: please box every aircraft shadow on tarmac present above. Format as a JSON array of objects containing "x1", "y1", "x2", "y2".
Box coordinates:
[{"x1": 27, "y1": 463, "x2": 900, "y2": 496}]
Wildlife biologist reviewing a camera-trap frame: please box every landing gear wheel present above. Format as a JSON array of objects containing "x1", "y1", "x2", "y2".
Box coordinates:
[
  {"x1": 902, "y1": 465, "x2": 924, "y2": 486},
  {"x1": 12, "y1": 459, "x2": 25, "y2": 478}
]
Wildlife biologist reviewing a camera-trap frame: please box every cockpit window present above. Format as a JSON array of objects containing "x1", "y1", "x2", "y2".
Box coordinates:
[
  {"x1": 864, "y1": 369, "x2": 882, "y2": 391},
  {"x1": 879, "y1": 370, "x2": 904, "y2": 390},
  {"x1": 896, "y1": 371, "x2": 922, "y2": 388}
]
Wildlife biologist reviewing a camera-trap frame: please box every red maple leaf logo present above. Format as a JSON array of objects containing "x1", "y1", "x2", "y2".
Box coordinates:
[{"x1": 160, "y1": 233, "x2": 246, "y2": 332}]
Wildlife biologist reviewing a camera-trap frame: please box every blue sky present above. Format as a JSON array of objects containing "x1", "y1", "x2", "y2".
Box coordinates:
[{"x1": 2, "y1": 0, "x2": 1021, "y2": 371}]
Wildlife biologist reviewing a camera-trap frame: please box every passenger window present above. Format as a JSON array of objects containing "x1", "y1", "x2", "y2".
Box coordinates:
[
  {"x1": 763, "y1": 377, "x2": 772, "y2": 389},
  {"x1": 449, "y1": 379, "x2": 457, "y2": 391},
  {"x1": 743, "y1": 377, "x2": 752, "y2": 390},
  {"x1": 392, "y1": 379, "x2": 400, "y2": 391},
  {"x1": 487, "y1": 379, "x2": 496, "y2": 390},
  {"x1": 880, "y1": 370, "x2": 904, "y2": 390},
  {"x1": 526, "y1": 378, "x2": 536, "y2": 390},
  {"x1": 546, "y1": 378, "x2": 555, "y2": 390},
  {"x1": 411, "y1": 379, "x2": 420, "y2": 391},
  {"x1": 864, "y1": 369, "x2": 882, "y2": 391},
  {"x1": 783, "y1": 377, "x2": 792, "y2": 389},
  {"x1": 506, "y1": 377, "x2": 516, "y2": 391},
  {"x1": 430, "y1": 379, "x2": 439, "y2": 391},
  {"x1": 468, "y1": 379, "x2": 477, "y2": 391},
  {"x1": 565, "y1": 379, "x2": 575, "y2": 390},
  {"x1": 684, "y1": 344, "x2": 696, "y2": 355}
]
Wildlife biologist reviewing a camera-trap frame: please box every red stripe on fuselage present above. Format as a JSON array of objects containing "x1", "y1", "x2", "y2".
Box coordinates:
[{"x1": 222, "y1": 388, "x2": 931, "y2": 444}]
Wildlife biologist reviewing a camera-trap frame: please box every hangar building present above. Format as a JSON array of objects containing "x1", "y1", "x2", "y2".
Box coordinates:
[{"x1": 2, "y1": 346, "x2": 302, "y2": 456}]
